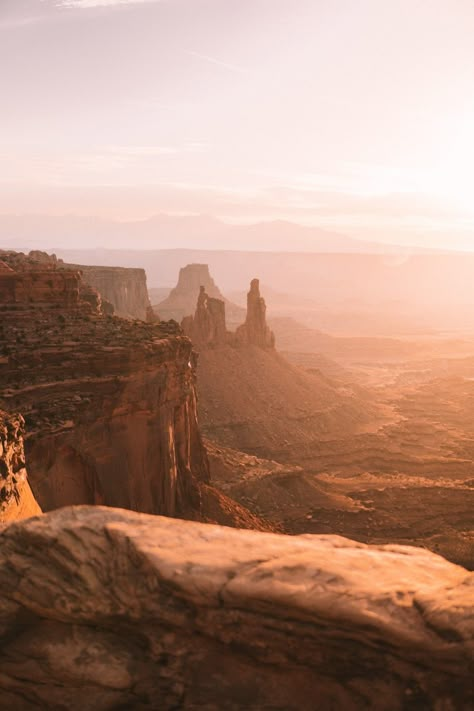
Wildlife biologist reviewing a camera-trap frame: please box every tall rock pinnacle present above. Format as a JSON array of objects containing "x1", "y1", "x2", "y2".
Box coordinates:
[{"x1": 237, "y1": 279, "x2": 275, "y2": 349}]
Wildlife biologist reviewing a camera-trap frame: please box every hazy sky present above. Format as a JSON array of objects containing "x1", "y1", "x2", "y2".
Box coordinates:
[{"x1": 2, "y1": 0, "x2": 474, "y2": 249}]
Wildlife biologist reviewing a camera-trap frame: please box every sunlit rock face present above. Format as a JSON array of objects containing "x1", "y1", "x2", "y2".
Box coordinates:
[
  {"x1": 0, "y1": 506, "x2": 472, "y2": 710},
  {"x1": 0, "y1": 410, "x2": 41, "y2": 524},
  {"x1": 0, "y1": 250, "x2": 209, "y2": 519}
]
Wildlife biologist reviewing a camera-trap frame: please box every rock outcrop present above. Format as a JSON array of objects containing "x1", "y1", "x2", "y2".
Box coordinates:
[
  {"x1": 181, "y1": 276, "x2": 275, "y2": 351},
  {"x1": 0, "y1": 505, "x2": 472, "y2": 710},
  {"x1": 236, "y1": 277, "x2": 275, "y2": 349},
  {"x1": 0, "y1": 251, "x2": 209, "y2": 519},
  {"x1": 1, "y1": 249, "x2": 155, "y2": 321},
  {"x1": 0, "y1": 411, "x2": 41, "y2": 523},
  {"x1": 154, "y1": 263, "x2": 245, "y2": 327},
  {"x1": 181, "y1": 285, "x2": 227, "y2": 348}
]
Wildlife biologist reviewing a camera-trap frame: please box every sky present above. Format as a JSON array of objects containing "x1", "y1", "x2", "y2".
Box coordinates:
[{"x1": 2, "y1": 0, "x2": 474, "y2": 249}]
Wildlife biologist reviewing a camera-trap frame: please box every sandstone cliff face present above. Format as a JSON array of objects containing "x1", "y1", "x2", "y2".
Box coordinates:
[
  {"x1": 65, "y1": 264, "x2": 154, "y2": 321},
  {"x1": 0, "y1": 251, "x2": 209, "y2": 519},
  {"x1": 0, "y1": 411, "x2": 41, "y2": 523},
  {"x1": 0, "y1": 506, "x2": 472, "y2": 710}
]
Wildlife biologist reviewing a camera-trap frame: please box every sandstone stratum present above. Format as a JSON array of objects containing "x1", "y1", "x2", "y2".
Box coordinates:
[{"x1": 0, "y1": 505, "x2": 472, "y2": 710}]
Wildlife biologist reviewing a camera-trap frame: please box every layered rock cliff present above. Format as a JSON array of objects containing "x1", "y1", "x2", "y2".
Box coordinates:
[
  {"x1": 1, "y1": 249, "x2": 155, "y2": 321},
  {"x1": 65, "y1": 263, "x2": 155, "y2": 321},
  {"x1": 0, "y1": 506, "x2": 472, "y2": 710},
  {"x1": 0, "y1": 251, "x2": 209, "y2": 518},
  {"x1": 0, "y1": 411, "x2": 41, "y2": 523}
]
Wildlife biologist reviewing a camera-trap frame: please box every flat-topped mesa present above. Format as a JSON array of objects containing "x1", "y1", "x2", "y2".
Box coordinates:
[
  {"x1": 156, "y1": 263, "x2": 225, "y2": 322},
  {"x1": 236, "y1": 278, "x2": 275, "y2": 349},
  {"x1": 155, "y1": 263, "x2": 245, "y2": 328},
  {"x1": 181, "y1": 285, "x2": 227, "y2": 348},
  {"x1": 175, "y1": 264, "x2": 223, "y2": 297},
  {"x1": 0, "y1": 410, "x2": 41, "y2": 523},
  {"x1": 64, "y1": 263, "x2": 155, "y2": 321}
]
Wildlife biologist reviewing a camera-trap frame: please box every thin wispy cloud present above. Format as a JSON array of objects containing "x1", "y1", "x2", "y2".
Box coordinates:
[{"x1": 186, "y1": 50, "x2": 247, "y2": 74}]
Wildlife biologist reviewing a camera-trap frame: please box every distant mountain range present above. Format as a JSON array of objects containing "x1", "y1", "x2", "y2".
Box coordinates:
[{"x1": 0, "y1": 212, "x2": 437, "y2": 253}]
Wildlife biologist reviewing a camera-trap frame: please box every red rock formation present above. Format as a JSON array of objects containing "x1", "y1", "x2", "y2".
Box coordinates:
[
  {"x1": 181, "y1": 285, "x2": 227, "y2": 348},
  {"x1": 0, "y1": 250, "x2": 269, "y2": 530},
  {"x1": 0, "y1": 249, "x2": 155, "y2": 321},
  {"x1": 181, "y1": 276, "x2": 275, "y2": 351},
  {"x1": 0, "y1": 411, "x2": 41, "y2": 523},
  {"x1": 236, "y1": 278, "x2": 275, "y2": 349},
  {"x1": 0, "y1": 251, "x2": 209, "y2": 519},
  {"x1": 0, "y1": 505, "x2": 472, "y2": 710},
  {"x1": 155, "y1": 263, "x2": 245, "y2": 327},
  {"x1": 65, "y1": 263, "x2": 155, "y2": 321}
]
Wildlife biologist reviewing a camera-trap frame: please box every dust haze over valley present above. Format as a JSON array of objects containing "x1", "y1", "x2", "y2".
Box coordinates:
[{"x1": 1, "y1": 1, "x2": 474, "y2": 709}]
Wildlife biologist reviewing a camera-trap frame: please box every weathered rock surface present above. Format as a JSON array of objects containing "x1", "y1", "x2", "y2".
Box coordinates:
[
  {"x1": 155, "y1": 263, "x2": 245, "y2": 327},
  {"x1": 0, "y1": 411, "x2": 41, "y2": 523},
  {"x1": 0, "y1": 506, "x2": 472, "y2": 710},
  {"x1": 236, "y1": 277, "x2": 275, "y2": 349}
]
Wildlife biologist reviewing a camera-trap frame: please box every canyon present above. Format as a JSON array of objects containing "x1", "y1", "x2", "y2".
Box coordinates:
[
  {"x1": 0, "y1": 250, "x2": 263, "y2": 529},
  {"x1": 0, "y1": 248, "x2": 473, "y2": 709},
  {"x1": 162, "y1": 262, "x2": 474, "y2": 571}
]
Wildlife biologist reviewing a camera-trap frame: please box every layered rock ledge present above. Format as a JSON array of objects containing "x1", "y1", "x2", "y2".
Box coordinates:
[{"x1": 0, "y1": 506, "x2": 472, "y2": 710}]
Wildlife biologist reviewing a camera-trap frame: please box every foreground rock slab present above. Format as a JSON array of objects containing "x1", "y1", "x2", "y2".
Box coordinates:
[{"x1": 0, "y1": 506, "x2": 472, "y2": 710}]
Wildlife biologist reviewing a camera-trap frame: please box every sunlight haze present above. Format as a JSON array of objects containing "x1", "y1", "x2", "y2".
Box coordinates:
[{"x1": 2, "y1": 0, "x2": 474, "y2": 249}]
